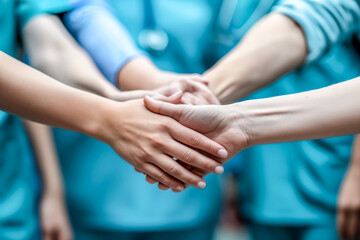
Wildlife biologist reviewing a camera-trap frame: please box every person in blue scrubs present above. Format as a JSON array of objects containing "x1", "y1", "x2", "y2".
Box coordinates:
[
  {"x1": 0, "y1": 1, "x2": 72, "y2": 239},
  {"x1": 79, "y1": 0, "x2": 360, "y2": 239},
  {"x1": 203, "y1": 1, "x2": 360, "y2": 240},
  {"x1": 55, "y1": 1, "x2": 224, "y2": 240}
]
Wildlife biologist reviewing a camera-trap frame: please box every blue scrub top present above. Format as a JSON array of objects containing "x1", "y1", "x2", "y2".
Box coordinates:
[
  {"x1": 228, "y1": 0, "x2": 360, "y2": 225},
  {"x1": 55, "y1": 0, "x2": 223, "y2": 231},
  {"x1": 0, "y1": 1, "x2": 39, "y2": 239},
  {"x1": 0, "y1": 1, "x2": 73, "y2": 239}
]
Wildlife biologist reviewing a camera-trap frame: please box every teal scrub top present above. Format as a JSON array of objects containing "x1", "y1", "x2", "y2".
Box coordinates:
[
  {"x1": 54, "y1": 0, "x2": 224, "y2": 231},
  {"x1": 0, "y1": 1, "x2": 71, "y2": 239},
  {"x1": 226, "y1": 0, "x2": 360, "y2": 225}
]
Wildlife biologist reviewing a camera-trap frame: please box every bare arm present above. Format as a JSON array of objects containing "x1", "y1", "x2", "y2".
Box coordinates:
[
  {"x1": 24, "y1": 121, "x2": 72, "y2": 240},
  {"x1": 337, "y1": 134, "x2": 360, "y2": 240},
  {"x1": 23, "y1": 15, "x2": 154, "y2": 101},
  {"x1": 0, "y1": 51, "x2": 228, "y2": 191},
  {"x1": 145, "y1": 76, "x2": 360, "y2": 159},
  {"x1": 207, "y1": 0, "x2": 360, "y2": 104},
  {"x1": 206, "y1": 13, "x2": 307, "y2": 104}
]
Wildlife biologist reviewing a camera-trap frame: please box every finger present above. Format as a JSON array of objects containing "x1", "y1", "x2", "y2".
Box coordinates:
[
  {"x1": 150, "y1": 91, "x2": 183, "y2": 104},
  {"x1": 337, "y1": 210, "x2": 347, "y2": 240},
  {"x1": 135, "y1": 168, "x2": 143, "y2": 173},
  {"x1": 152, "y1": 155, "x2": 206, "y2": 189},
  {"x1": 144, "y1": 95, "x2": 185, "y2": 121},
  {"x1": 59, "y1": 229, "x2": 73, "y2": 240},
  {"x1": 158, "y1": 182, "x2": 170, "y2": 190},
  {"x1": 145, "y1": 97, "x2": 229, "y2": 159},
  {"x1": 180, "y1": 96, "x2": 194, "y2": 105},
  {"x1": 165, "y1": 140, "x2": 224, "y2": 174},
  {"x1": 347, "y1": 211, "x2": 359, "y2": 240},
  {"x1": 43, "y1": 233, "x2": 51, "y2": 240},
  {"x1": 181, "y1": 92, "x2": 207, "y2": 105},
  {"x1": 188, "y1": 75, "x2": 209, "y2": 85},
  {"x1": 158, "y1": 183, "x2": 171, "y2": 191},
  {"x1": 145, "y1": 175, "x2": 158, "y2": 184},
  {"x1": 170, "y1": 123, "x2": 228, "y2": 159},
  {"x1": 142, "y1": 163, "x2": 185, "y2": 191},
  {"x1": 183, "y1": 79, "x2": 219, "y2": 105}
]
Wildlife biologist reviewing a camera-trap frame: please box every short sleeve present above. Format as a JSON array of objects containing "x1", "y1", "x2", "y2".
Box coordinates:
[
  {"x1": 272, "y1": 0, "x2": 360, "y2": 64},
  {"x1": 16, "y1": 0, "x2": 72, "y2": 30}
]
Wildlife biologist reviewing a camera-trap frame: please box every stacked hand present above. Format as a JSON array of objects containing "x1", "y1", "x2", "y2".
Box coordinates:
[
  {"x1": 102, "y1": 92, "x2": 228, "y2": 192},
  {"x1": 141, "y1": 95, "x2": 250, "y2": 191},
  {"x1": 106, "y1": 70, "x2": 228, "y2": 191}
]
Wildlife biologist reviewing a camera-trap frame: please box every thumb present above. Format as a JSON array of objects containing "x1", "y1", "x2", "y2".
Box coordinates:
[
  {"x1": 144, "y1": 95, "x2": 184, "y2": 121},
  {"x1": 188, "y1": 75, "x2": 209, "y2": 86},
  {"x1": 151, "y1": 90, "x2": 183, "y2": 104}
]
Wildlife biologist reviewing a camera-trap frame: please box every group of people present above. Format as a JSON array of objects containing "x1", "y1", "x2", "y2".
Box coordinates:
[{"x1": 1, "y1": 0, "x2": 360, "y2": 240}]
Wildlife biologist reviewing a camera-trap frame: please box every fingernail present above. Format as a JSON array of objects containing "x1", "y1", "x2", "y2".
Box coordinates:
[
  {"x1": 217, "y1": 149, "x2": 228, "y2": 158},
  {"x1": 200, "y1": 76, "x2": 209, "y2": 81},
  {"x1": 144, "y1": 95, "x2": 153, "y2": 101},
  {"x1": 174, "y1": 91, "x2": 182, "y2": 96},
  {"x1": 197, "y1": 181, "x2": 206, "y2": 189},
  {"x1": 215, "y1": 166, "x2": 224, "y2": 174},
  {"x1": 176, "y1": 186, "x2": 184, "y2": 191}
]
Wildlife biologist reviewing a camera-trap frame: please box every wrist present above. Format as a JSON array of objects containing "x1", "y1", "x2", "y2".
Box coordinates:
[
  {"x1": 80, "y1": 98, "x2": 119, "y2": 144},
  {"x1": 42, "y1": 186, "x2": 64, "y2": 198},
  {"x1": 223, "y1": 102, "x2": 253, "y2": 150},
  {"x1": 205, "y1": 61, "x2": 255, "y2": 104}
]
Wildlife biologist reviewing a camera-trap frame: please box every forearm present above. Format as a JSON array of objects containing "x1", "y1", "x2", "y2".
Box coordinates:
[
  {"x1": 206, "y1": 13, "x2": 307, "y2": 104},
  {"x1": 23, "y1": 15, "x2": 120, "y2": 99},
  {"x1": 24, "y1": 121, "x2": 65, "y2": 195},
  {"x1": 0, "y1": 51, "x2": 114, "y2": 142},
  {"x1": 234, "y1": 77, "x2": 360, "y2": 147},
  {"x1": 117, "y1": 57, "x2": 167, "y2": 90}
]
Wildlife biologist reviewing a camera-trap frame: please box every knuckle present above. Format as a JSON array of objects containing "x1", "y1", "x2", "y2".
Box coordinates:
[
  {"x1": 183, "y1": 149, "x2": 195, "y2": 163},
  {"x1": 168, "y1": 164, "x2": 182, "y2": 177},
  {"x1": 205, "y1": 161, "x2": 215, "y2": 171},
  {"x1": 189, "y1": 134, "x2": 202, "y2": 147},
  {"x1": 154, "y1": 173, "x2": 168, "y2": 186}
]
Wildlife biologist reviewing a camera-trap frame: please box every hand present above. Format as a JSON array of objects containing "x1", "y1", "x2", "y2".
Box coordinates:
[
  {"x1": 40, "y1": 192, "x2": 73, "y2": 240},
  {"x1": 337, "y1": 142, "x2": 360, "y2": 240},
  {"x1": 109, "y1": 89, "x2": 162, "y2": 102},
  {"x1": 100, "y1": 93, "x2": 228, "y2": 192},
  {"x1": 154, "y1": 74, "x2": 220, "y2": 105},
  {"x1": 143, "y1": 96, "x2": 249, "y2": 189}
]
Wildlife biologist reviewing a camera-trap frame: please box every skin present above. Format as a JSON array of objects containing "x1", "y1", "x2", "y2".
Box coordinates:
[
  {"x1": 205, "y1": 12, "x2": 360, "y2": 239},
  {"x1": 20, "y1": 14, "x2": 228, "y2": 190},
  {"x1": 338, "y1": 135, "x2": 360, "y2": 240},
  {"x1": 144, "y1": 76, "x2": 360, "y2": 159},
  {"x1": 0, "y1": 51, "x2": 228, "y2": 191},
  {"x1": 145, "y1": 12, "x2": 309, "y2": 188},
  {"x1": 24, "y1": 121, "x2": 73, "y2": 240},
  {"x1": 24, "y1": 15, "x2": 218, "y2": 105}
]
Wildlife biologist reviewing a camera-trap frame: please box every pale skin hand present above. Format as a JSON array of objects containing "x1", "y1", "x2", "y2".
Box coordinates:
[
  {"x1": 338, "y1": 134, "x2": 360, "y2": 240},
  {"x1": 143, "y1": 78, "x2": 360, "y2": 189},
  {"x1": 24, "y1": 121, "x2": 72, "y2": 240},
  {"x1": 106, "y1": 93, "x2": 227, "y2": 191},
  {"x1": 40, "y1": 193, "x2": 73, "y2": 240},
  {"x1": 117, "y1": 57, "x2": 219, "y2": 105},
  {"x1": 143, "y1": 95, "x2": 248, "y2": 190},
  {"x1": 0, "y1": 52, "x2": 228, "y2": 192},
  {"x1": 20, "y1": 14, "x2": 229, "y2": 190}
]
